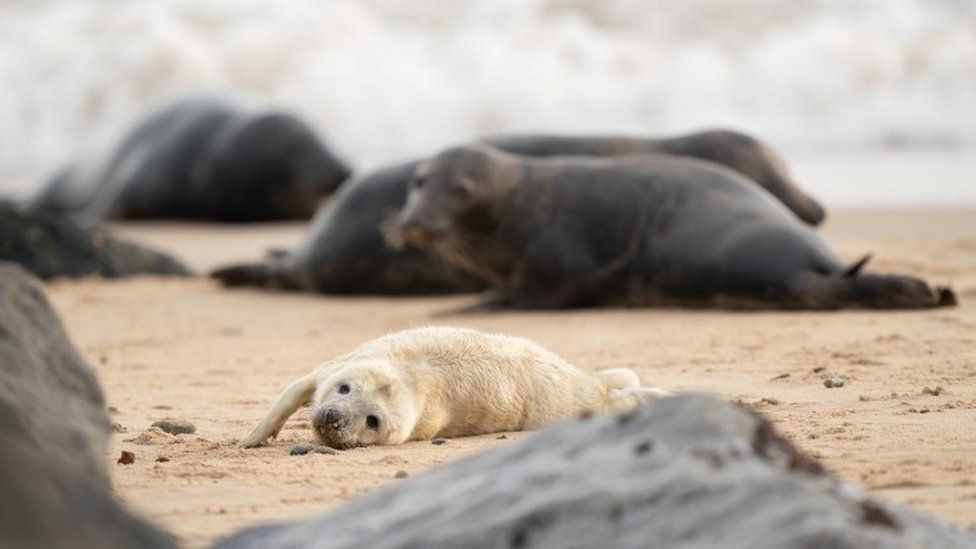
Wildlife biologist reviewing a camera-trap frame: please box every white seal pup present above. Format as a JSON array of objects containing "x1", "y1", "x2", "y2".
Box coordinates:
[{"x1": 241, "y1": 326, "x2": 669, "y2": 449}]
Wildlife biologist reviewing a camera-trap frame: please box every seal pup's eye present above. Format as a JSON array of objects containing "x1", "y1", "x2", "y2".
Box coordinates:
[
  {"x1": 412, "y1": 176, "x2": 426, "y2": 189},
  {"x1": 338, "y1": 384, "x2": 351, "y2": 394},
  {"x1": 365, "y1": 415, "x2": 380, "y2": 430}
]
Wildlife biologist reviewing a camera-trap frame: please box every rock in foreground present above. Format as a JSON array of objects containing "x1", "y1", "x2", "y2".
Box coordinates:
[
  {"x1": 0, "y1": 264, "x2": 174, "y2": 548},
  {"x1": 217, "y1": 394, "x2": 976, "y2": 549},
  {"x1": 0, "y1": 201, "x2": 190, "y2": 279}
]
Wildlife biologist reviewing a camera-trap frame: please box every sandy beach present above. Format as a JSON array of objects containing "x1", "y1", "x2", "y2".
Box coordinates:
[{"x1": 42, "y1": 208, "x2": 976, "y2": 547}]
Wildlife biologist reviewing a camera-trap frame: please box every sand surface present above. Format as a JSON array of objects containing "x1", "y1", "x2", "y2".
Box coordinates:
[{"x1": 42, "y1": 209, "x2": 976, "y2": 546}]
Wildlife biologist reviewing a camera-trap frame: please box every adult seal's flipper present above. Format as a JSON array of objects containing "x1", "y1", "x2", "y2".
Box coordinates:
[{"x1": 841, "y1": 254, "x2": 872, "y2": 277}]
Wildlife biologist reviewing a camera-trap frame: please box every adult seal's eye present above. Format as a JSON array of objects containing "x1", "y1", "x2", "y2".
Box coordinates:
[
  {"x1": 366, "y1": 415, "x2": 380, "y2": 429},
  {"x1": 452, "y1": 185, "x2": 471, "y2": 198},
  {"x1": 412, "y1": 176, "x2": 425, "y2": 189},
  {"x1": 338, "y1": 384, "x2": 350, "y2": 394}
]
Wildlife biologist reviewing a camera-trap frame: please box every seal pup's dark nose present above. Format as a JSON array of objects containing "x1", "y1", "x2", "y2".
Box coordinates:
[
  {"x1": 313, "y1": 407, "x2": 343, "y2": 433},
  {"x1": 324, "y1": 408, "x2": 341, "y2": 426}
]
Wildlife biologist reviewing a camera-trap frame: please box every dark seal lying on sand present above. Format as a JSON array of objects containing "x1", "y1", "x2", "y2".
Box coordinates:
[
  {"x1": 213, "y1": 161, "x2": 482, "y2": 294},
  {"x1": 30, "y1": 96, "x2": 350, "y2": 223},
  {"x1": 211, "y1": 130, "x2": 822, "y2": 295},
  {"x1": 486, "y1": 129, "x2": 825, "y2": 226},
  {"x1": 0, "y1": 201, "x2": 190, "y2": 279},
  {"x1": 393, "y1": 145, "x2": 954, "y2": 310}
]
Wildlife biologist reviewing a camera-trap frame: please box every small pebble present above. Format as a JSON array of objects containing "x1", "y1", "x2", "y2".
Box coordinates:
[
  {"x1": 290, "y1": 444, "x2": 339, "y2": 455},
  {"x1": 769, "y1": 372, "x2": 790, "y2": 381},
  {"x1": 922, "y1": 386, "x2": 943, "y2": 396},
  {"x1": 812, "y1": 366, "x2": 826, "y2": 373},
  {"x1": 431, "y1": 438, "x2": 448, "y2": 445},
  {"x1": 107, "y1": 406, "x2": 119, "y2": 413},
  {"x1": 824, "y1": 378, "x2": 845, "y2": 388},
  {"x1": 394, "y1": 470, "x2": 409, "y2": 479},
  {"x1": 117, "y1": 451, "x2": 135, "y2": 465},
  {"x1": 633, "y1": 441, "x2": 653, "y2": 455},
  {"x1": 155, "y1": 456, "x2": 170, "y2": 463},
  {"x1": 111, "y1": 422, "x2": 125, "y2": 433},
  {"x1": 151, "y1": 419, "x2": 196, "y2": 435},
  {"x1": 496, "y1": 435, "x2": 508, "y2": 440}
]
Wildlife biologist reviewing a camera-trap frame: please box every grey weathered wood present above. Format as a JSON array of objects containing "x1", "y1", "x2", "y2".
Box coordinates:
[
  {"x1": 217, "y1": 394, "x2": 976, "y2": 549},
  {"x1": 0, "y1": 264, "x2": 174, "y2": 549}
]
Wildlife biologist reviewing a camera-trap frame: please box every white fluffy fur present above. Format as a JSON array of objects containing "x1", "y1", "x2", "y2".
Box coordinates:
[{"x1": 241, "y1": 326, "x2": 670, "y2": 448}]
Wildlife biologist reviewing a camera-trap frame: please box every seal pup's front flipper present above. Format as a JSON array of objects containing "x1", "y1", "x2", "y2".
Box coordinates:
[{"x1": 240, "y1": 372, "x2": 318, "y2": 448}]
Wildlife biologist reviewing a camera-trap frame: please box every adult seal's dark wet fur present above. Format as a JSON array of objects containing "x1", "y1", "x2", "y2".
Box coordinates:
[
  {"x1": 212, "y1": 161, "x2": 482, "y2": 294},
  {"x1": 210, "y1": 129, "x2": 823, "y2": 295},
  {"x1": 485, "y1": 130, "x2": 825, "y2": 226},
  {"x1": 0, "y1": 201, "x2": 190, "y2": 279},
  {"x1": 393, "y1": 145, "x2": 955, "y2": 310},
  {"x1": 30, "y1": 97, "x2": 351, "y2": 223}
]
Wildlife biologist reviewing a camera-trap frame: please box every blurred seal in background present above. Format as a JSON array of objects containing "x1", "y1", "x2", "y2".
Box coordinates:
[
  {"x1": 394, "y1": 145, "x2": 954, "y2": 311},
  {"x1": 210, "y1": 129, "x2": 822, "y2": 295},
  {"x1": 486, "y1": 129, "x2": 825, "y2": 226},
  {"x1": 30, "y1": 96, "x2": 351, "y2": 223},
  {"x1": 211, "y1": 160, "x2": 484, "y2": 294}
]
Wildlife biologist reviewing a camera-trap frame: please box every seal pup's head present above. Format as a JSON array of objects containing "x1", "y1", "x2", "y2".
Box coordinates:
[
  {"x1": 310, "y1": 361, "x2": 417, "y2": 448},
  {"x1": 394, "y1": 145, "x2": 520, "y2": 248}
]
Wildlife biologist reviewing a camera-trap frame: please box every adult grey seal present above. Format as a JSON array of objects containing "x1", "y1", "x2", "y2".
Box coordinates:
[
  {"x1": 211, "y1": 161, "x2": 483, "y2": 294},
  {"x1": 211, "y1": 130, "x2": 821, "y2": 294},
  {"x1": 393, "y1": 145, "x2": 954, "y2": 310},
  {"x1": 485, "y1": 130, "x2": 825, "y2": 225},
  {"x1": 30, "y1": 96, "x2": 350, "y2": 223},
  {"x1": 0, "y1": 201, "x2": 190, "y2": 279}
]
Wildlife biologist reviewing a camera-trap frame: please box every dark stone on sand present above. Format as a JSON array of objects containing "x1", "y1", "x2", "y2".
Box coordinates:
[
  {"x1": 0, "y1": 264, "x2": 174, "y2": 548},
  {"x1": 290, "y1": 444, "x2": 314, "y2": 456},
  {"x1": 431, "y1": 438, "x2": 448, "y2": 445},
  {"x1": 290, "y1": 444, "x2": 338, "y2": 456},
  {"x1": 825, "y1": 378, "x2": 846, "y2": 388},
  {"x1": 0, "y1": 201, "x2": 190, "y2": 280},
  {"x1": 151, "y1": 419, "x2": 196, "y2": 435},
  {"x1": 215, "y1": 394, "x2": 976, "y2": 549},
  {"x1": 117, "y1": 451, "x2": 136, "y2": 465}
]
